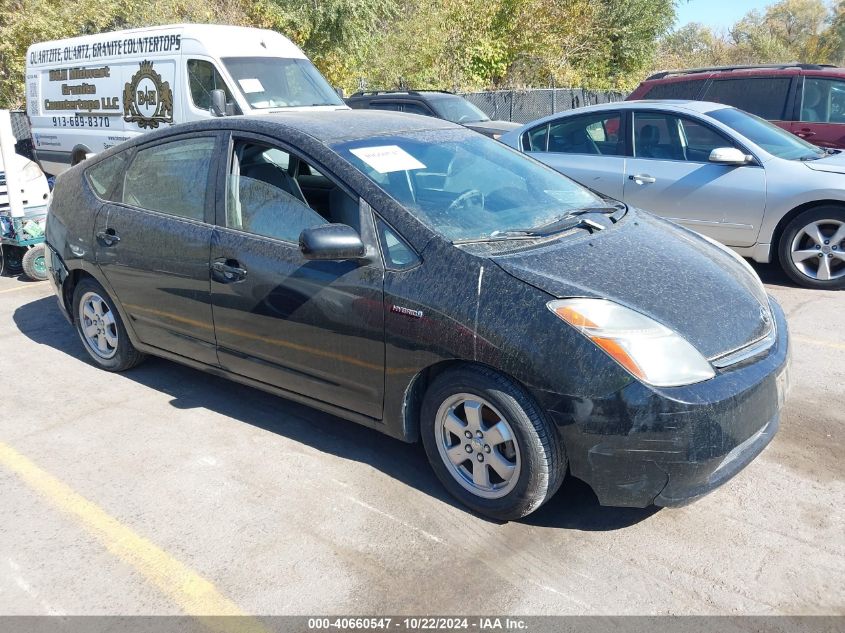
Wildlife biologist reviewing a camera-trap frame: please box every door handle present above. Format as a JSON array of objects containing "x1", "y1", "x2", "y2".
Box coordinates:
[
  {"x1": 96, "y1": 229, "x2": 120, "y2": 246},
  {"x1": 212, "y1": 260, "x2": 248, "y2": 282},
  {"x1": 796, "y1": 129, "x2": 817, "y2": 138},
  {"x1": 629, "y1": 174, "x2": 656, "y2": 184}
]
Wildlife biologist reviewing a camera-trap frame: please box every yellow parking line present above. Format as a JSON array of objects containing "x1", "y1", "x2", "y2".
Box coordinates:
[
  {"x1": 0, "y1": 442, "x2": 267, "y2": 632},
  {"x1": 0, "y1": 283, "x2": 48, "y2": 294},
  {"x1": 793, "y1": 335, "x2": 845, "y2": 351}
]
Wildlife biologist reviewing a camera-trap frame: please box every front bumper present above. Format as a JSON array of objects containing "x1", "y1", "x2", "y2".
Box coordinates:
[{"x1": 536, "y1": 297, "x2": 790, "y2": 508}]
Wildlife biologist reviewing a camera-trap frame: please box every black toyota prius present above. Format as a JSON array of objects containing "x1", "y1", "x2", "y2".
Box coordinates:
[{"x1": 45, "y1": 111, "x2": 789, "y2": 520}]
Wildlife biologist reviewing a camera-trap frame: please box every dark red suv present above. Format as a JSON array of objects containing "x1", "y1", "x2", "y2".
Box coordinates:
[{"x1": 628, "y1": 63, "x2": 845, "y2": 149}]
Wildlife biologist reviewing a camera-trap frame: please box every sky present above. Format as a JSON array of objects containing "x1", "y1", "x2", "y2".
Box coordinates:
[{"x1": 674, "y1": 0, "x2": 774, "y2": 31}]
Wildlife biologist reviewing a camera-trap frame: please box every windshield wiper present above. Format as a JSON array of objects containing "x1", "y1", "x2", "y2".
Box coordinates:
[{"x1": 452, "y1": 204, "x2": 625, "y2": 245}]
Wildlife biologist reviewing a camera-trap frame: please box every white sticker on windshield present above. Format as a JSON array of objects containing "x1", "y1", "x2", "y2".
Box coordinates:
[
  {"x1": 350, "y1": 145, "x2": 426, "y2": 173},
  {"x1": 238, "y1": 78, "x2": 264, "y2": 94}
]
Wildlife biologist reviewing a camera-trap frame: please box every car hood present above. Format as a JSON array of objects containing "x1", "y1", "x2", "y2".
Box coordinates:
[
  {"x1": 464, "y1": 120, "x2": 521, "y2": 137},
  {"x1": 803, "y1": 151, "x2": 845, "y2": 174},
  {"x1": 491, "y1": 209, "x2": 773, "y2": 361}
]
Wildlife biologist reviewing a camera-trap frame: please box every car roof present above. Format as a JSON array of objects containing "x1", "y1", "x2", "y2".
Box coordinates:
[
  {"x1": 134, "y1": 110, "x2": 463, "y2": 146},
  {"x1": 513, "y1": 99, "x2": 733, "y2": 129}
]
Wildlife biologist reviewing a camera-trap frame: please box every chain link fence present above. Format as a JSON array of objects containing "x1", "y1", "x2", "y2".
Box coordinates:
[{"x1": 460, "y1": 88, "x2": 627, "y2": 123}]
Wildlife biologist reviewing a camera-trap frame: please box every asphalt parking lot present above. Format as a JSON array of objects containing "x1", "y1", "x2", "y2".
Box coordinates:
[{"x1": 0, "y1": 262, "x2": 842, "y2": 616}]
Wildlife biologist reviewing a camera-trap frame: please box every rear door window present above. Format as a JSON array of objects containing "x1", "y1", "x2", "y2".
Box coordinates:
[
  {"x1": 122, "y1": 137, "x2": 216, "y2": 221},
  {"x1": 546, "y1": 113, "x2": 624, "y2": 156},
  {"x1": 700, "y1": 77, "x2": 792, "y2": 120}
]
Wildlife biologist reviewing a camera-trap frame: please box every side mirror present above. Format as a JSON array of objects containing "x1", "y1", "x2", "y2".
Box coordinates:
[
  {"x1": 299, "y1": 224, "x2": 365, "y2": 260},
  {"x1": 335, "y1": 86, "x2": 345, "y2": 99},
  {"x1": 709, "y1": 147, "x2": 751, "y2": 165},
  {"x1": 210, "y1": 89, "x2": 226, "y2": 117}
]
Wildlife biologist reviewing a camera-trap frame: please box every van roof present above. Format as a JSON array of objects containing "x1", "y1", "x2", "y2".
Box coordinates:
[{"x1": 26, "y1": 24, "x2": 306, "y2": 64}]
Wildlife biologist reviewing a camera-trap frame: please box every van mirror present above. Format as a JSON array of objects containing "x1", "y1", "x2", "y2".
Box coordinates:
[
  {"x1": 335, "y1": 87, "x2": 345, "y2": 99},
  {"x1": 210, "y1": 89, "x2": 226, "y2": 117},
  {"x1": 299, "y1": 224, "x2": 366, "y2": 260},
  {"x1": 709, "y1": 147, "x2": 751, "y2": 165}
]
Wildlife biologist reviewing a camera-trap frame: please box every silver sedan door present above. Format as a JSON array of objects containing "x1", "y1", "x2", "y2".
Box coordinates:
[
  {"x1": 623, "y1": 110, "x2": 767, "y2": 247},
  {"x1": 523, "y1": 111, "x2": 627, "y2": 199}
]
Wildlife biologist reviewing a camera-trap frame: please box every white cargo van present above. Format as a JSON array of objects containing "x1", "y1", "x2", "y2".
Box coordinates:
[{"x1": 26, "y1": 23, "x2": 348, "y2": 174}]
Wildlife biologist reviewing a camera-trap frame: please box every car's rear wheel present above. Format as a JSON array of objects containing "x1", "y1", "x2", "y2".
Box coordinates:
[
  {"x1": 779, "y1": 207, "x2": 845, "y2": 289},
  {"x1": 73, "y1": 278, "x2": 145, "y2": 371},
  {"x1": 421, "y1": 365, "x2": 566, "y2": 521}
]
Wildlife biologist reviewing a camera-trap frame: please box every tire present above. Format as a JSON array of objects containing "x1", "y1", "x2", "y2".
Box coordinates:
[
  {"x1": 21, "y1": 243, "x2": 47, "y2": 281},
  {"x1": 778, "y1": 206, "x2": 845, "y2": 289},
  {"x1": 72, "y1": 278, "x2": 145, "y2": 371},
  {"x1": 420, "y1": 365, "x2": 566, "y2": 521},
  {"x1": 0, "y1": 245, "x2": 24, "y2": 276}
]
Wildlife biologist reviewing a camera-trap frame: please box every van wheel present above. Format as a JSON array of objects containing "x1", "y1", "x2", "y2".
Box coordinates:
[
  {"x1": 22, "y1": 244, "x2": 47, "y2": 281},
  {"x1": 420, "y1": 365, "x2": 566, "y2": 521},
  {"x1": 72, "y1": 278, "x2": 145, "y2": 371},
  {"x1": 779, "y1": 206, "x2": 845, "y2": 289}
]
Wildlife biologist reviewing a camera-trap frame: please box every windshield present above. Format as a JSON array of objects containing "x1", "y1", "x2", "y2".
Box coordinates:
[
  {"x1": 429, "y1": 95, "x2": 490, "y2": 124},
  {"x1": 708, "y1": 107, "x2": 825, "y2": 160},
  {"x1": 222, "y1": 57, "x2": 344, "y2": 109},
  {"x1": 333, "y1": 130, "x2": 602, "y2": 242}
]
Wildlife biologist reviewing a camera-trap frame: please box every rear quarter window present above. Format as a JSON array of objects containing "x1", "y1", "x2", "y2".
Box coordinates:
[
  {"x1": 642, "y1": 80, "x2": 705, "y2": 100},
  {"x1": 85, "y1": 152, "x2": 129, "y2": 201}
]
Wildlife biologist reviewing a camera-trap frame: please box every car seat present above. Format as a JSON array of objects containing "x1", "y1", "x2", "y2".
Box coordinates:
[
  {"x1": 328, "y1": 188, "x2": 361, "y2": 230},
  {"x1": 243, "y1": 162, "x2": 307, "y2": 204}
]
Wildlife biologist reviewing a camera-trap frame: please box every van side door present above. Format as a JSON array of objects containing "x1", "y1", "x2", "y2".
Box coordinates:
[{"x1": 93, "y1": 133, "x2": 224, "y2": 365}]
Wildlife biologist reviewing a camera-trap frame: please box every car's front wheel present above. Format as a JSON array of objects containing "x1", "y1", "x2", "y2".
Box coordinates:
[
  {"x1": 421, "y1": 365, "x2": 566, "y2": 521},
  {"x1": 72, "y1": 278, "x2": 145, "y2": 371},
  {"x1": 779, "y1": 206, "x2": 845, "y2": 289}
]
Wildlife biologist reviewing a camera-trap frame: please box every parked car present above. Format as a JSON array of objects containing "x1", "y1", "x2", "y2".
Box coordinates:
[
  {"x1": 346, "y1": 90, "x2": 519, "y2": 138},
  {"x1": 46, "y1": 111, "x2": 788, "y2": 520},
  {"x1": 500, "y1": 100, "x2": 845, "y2": 289},
  {"x1": 627, "y1": 63, "x2": 845, "y2": 149},
  {"x1": 27, "y1": 23, "x2": 348, "y2": 174}
]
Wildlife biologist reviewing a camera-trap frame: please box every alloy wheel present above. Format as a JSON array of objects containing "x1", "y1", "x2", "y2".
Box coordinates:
[
  {"x1": 78, "y1": 291, "x2": 119, "y2": 359},
  {"x1": 434, "y1": 393, "x2": 521, "y2": 499},
  {"x1": 790, "y1": 219, "x2": 845, "y2": 281}
]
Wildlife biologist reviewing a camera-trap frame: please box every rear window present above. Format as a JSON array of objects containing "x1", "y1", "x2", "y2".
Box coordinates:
[
  {"x1": 700, "y1": 77, "x2": 792, "y2": 120},
  {"x1": 642, "y1": 80, "x2": 704, "y2": 100}
]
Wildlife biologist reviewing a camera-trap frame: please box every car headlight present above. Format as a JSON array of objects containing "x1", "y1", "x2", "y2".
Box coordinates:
[
  {"x1": 548, "y1": 298, "x2": 715, "y2": 387},
  {"x1": 21, "y1": 160, "x2": 45, "y2": 183}
]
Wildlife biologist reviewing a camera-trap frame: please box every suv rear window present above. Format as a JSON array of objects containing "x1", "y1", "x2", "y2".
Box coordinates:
[{"x1": 700, "y1": 77, "x2": 792, "y2": 120}]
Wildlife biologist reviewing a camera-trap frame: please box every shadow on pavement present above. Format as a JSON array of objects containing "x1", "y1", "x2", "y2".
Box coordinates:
[
  {"x1": 749, "y1": 261, "x2": 798, "y2": 289},
  {"x1": 14, "y1": 295, "x2": 657, "y2": 532}
]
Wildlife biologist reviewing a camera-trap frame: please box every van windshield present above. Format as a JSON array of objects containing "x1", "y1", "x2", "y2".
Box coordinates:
[{"x1": 223, "y1": 57, "x2": 344, "y2": 109}]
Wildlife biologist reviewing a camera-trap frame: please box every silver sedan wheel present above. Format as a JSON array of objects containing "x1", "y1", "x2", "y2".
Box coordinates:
[
  {"x1": 78, "y1": 291, "x2": 118, "y2": 359},
  {"x1": 434, "y1": 393, "x2": 521, "y2": 499},
  {"x1": 790, "y1": 219, "x2": 845, "y2": 281}
]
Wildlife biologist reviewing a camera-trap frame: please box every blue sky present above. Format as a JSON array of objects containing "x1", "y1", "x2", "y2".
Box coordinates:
[{"x1": 674, "y1": 0, "x2": 774, "y2": 31}]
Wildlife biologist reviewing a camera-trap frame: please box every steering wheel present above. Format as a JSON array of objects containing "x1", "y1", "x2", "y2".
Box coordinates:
[{"x1": 447, "y1": 189, "x2": 485, "y2": 213}]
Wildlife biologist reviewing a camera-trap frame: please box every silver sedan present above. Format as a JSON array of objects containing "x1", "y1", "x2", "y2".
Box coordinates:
[{"x1": 500, "y1": 100, "x2": 845, "y2": 289}]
